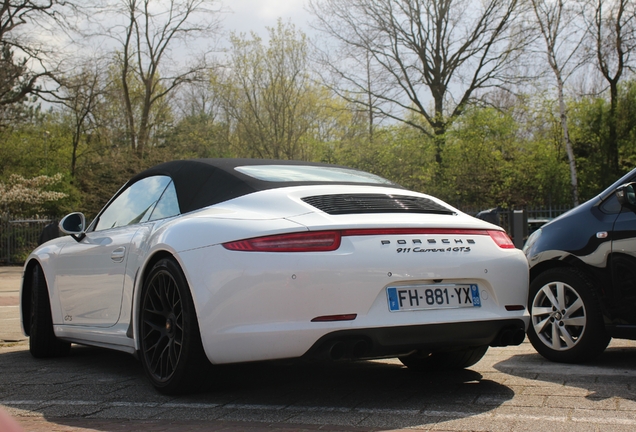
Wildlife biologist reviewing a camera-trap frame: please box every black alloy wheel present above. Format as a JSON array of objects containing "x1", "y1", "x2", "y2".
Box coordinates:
[{"x1": 139, "y1": 258, "x2": 209, "y2": 394}]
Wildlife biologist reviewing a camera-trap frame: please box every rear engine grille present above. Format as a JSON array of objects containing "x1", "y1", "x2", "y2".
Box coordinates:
[{"x1": 301, "y1": 194, "x2": 455, "y2": 215}]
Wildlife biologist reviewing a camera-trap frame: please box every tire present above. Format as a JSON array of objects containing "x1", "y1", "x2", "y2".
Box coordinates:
[
  {"x1": 139, "y1": 258, "x2": 209, "y2": 394},
  {"x1": 29, "y1": 265, "x2": 71, "y2": 358},
  {"x1": 399, "y1": 345, "x2": 488, "y2": 371},
  {"x1": 527, "y1": 267, "x2": 610, "y2": 363}
]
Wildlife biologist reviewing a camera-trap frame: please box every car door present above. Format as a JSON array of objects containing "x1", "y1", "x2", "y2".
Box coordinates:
[
  {"x1": 608, "y1": 181, "x2": 636, "y2": 326},
  {"x1": 54, "y1": 175, "x2": 174, "y2": 327}
]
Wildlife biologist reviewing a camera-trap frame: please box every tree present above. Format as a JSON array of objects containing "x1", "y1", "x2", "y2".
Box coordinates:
[
  {"x1": 89, "y1": 0, "x2": 221, "y2": 157},
  {"x1": 441, "y1": 107, "x2": 519, "y2": 208},
  {"x1": 55, "y1": 60, "x2": 106, "y2": 177},
  {"x1": 309, "y1": 0, "x2": 532, "y2": 164},
  {"x1": 582, "y1": 0, "x2": 636, "y2": 179},
  {"x1": 531, "y1": 0, "x2": 585, "y2": 206},
  {"x1": 0, "y1": 41, "x2": 29, "y2": 120},
  {"x1": 0, "y1": 173, "x2": 67, "y2": 215},
  {"x1": 315, "y1": 44, "x2": 386, "y2": 146},
  {"x1": 161, "y1": 80, "x2": 232, "y2": 158},
  {"x1": 569, "y1": 80, "x2": 636, "y2": 196},
  {"x1": 217, "y1": 21, "x2": 324, "y2": 160},
  {"x1": 0, "y1": 1, "x2": 74, "y2": 121}
]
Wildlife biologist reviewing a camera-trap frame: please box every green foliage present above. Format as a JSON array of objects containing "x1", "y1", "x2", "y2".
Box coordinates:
[
  {"x1": 568, "y1": 80, "x2": 636, "y2": 198},
  {"x1": 332, "y1": 124, "x2": 436, "y2": 193},
  {"x1": 569, "y1": 96, "x2": 608, "y2": 196},
  {"x1": 430, "y1": 104, "x2": 573, "y2": 209},
  {"x1": 162, "y1": 112, "x2": 232, "y2": 159},
  {"x1": 513, "y1": 98, "x2": 572, "y2": 207},
  {"x1": 441, "y1": 107, "x2": 515, "y2": 208},
  {"x1": 617, "y1": 81, "x2": 636, "y2": 174}
]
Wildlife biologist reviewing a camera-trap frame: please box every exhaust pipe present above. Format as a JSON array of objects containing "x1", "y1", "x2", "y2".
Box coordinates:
[
  {"x1": 329, "y1": 342, "x2": 346, "y2": 360},
  {"x1": 327, "y1": 339, "x2": 371, "y2": 360},
  {"x1": 499, "y1": 329, "x2": 513, "y2": 346},
  {"x1": 491, "y1": 326, "x2": 526, "y2": 347},
  {"x1": 512, "y1": 329, "x2": 526, "y2": 345},
  {"x1": 352, "y1": 340, "x2": 369, "y2": 359}
]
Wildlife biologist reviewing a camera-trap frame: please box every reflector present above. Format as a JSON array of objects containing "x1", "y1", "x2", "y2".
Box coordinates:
[{"x1": 311, "y1": 314, "x2": 357, "y2": 322}]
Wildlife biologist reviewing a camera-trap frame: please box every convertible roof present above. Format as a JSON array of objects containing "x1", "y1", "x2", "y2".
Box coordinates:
[{"x1": 127, "y1": 158, "x2": 398, "y2": 214}]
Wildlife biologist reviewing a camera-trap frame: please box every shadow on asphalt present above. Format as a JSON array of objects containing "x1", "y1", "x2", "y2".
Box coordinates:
[
  {"x1": 494, "y1": 344, "x2": 636, "y2": 401},
  {"x1": 0, "y1": 344, "x2": 514, "y2": 430}
]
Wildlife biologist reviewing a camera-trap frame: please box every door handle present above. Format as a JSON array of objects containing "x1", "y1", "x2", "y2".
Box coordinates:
[{"x1": 111, "y1": 246, "x2": 126, "y2": 263}]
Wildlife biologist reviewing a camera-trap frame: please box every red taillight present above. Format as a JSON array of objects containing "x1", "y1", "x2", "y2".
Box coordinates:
[
  {"x1": 223, "y1": 231, "x2": 342, "y2": 252},
  {"x1": 488, "y1": 230, "x2": 515, "y2": 249},
  {"x1": 222, "y1": 228, "x2": 516, "y2": 252}
]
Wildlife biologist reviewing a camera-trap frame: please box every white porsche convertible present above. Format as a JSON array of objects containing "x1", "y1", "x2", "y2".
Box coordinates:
[{"x1": 22, "y1": 159, "x2": 529, "y2": 393}]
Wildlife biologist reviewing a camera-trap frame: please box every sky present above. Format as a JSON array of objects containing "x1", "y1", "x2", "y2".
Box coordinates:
[{"x1": 221, "y1": 0, "x2": 314, "y2": 38}]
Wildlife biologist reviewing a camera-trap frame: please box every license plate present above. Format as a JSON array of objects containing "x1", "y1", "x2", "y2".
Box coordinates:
[{"x1": 387, "y1": 284, "x2": 481, "y2": 312}]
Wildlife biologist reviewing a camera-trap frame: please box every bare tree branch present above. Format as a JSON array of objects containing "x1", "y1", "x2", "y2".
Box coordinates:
[
  {"x1": 0, "y1": 0, "x2": 75, "y2": 116},
  {"x1": 309, "y1": 0, "x2": 534, "y2": 164},
  {"x1": 84, "y1": 0, "x2": 222, "y2": 156}
]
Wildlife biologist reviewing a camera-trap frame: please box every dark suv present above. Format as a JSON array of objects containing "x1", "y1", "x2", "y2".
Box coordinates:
[{"x1": 524, "y1": 168, "x2": 636, "y2": 363}]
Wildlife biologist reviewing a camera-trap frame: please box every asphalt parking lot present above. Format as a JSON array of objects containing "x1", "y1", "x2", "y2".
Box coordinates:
[{"x1": 3, "y1": 265, "x2": 636, "y2": 432}]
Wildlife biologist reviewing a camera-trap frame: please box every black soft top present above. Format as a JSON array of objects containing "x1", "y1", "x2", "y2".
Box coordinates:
[{"x1": 126, "y1": 158, "x2": 398, "y2": 214}]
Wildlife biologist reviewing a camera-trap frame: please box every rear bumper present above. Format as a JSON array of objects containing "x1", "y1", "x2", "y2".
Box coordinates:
[{"x1": 303, "y1": 319, "x2": 527, "y2": 360}]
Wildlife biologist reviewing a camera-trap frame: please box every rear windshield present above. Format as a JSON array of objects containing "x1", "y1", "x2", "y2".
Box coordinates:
[{"x1": 234, "y1": 165, "x2": 393, "y2": 184}]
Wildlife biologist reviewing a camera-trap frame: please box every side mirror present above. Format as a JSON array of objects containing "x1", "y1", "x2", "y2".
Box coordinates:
[
  {"x1": 59, "y1": 212, "x2": 87, "y2": 242},
  {"x1": 616, "y1": 183, "x2": 636, "y2": 209}
]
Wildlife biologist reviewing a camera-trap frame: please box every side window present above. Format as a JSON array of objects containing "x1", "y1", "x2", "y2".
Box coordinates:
[
  {"x1": 600, "y1": 175, "x2": 636, "y2": 214},
  {"x1": 148, "y1": 181, "x2": 180, "y2": 221},
  {"x1": 94, "y1": 176, "x2": 172, "y2": 231},
  {"x1": 600, "y1": 194, "x2": 622, "y2": 214}
]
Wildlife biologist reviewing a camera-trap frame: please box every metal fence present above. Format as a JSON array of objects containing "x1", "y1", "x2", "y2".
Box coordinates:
[
  {"x1": 525, "y1": 205, "x2": 573, "y2": 221},
  {"x1": 464, "y1": 206, "x2": 570, "y2": 226},
  {"x1": 0, "y1": 216, "x2": 57, "y2": 265},
  {"x1": 463, "y1": 206, "x2": 572, "y2": 248}
]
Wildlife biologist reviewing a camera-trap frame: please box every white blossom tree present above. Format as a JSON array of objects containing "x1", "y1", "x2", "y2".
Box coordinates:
[{"x1": 0, "y1": 173, "x2": 67, "y2": 215}]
